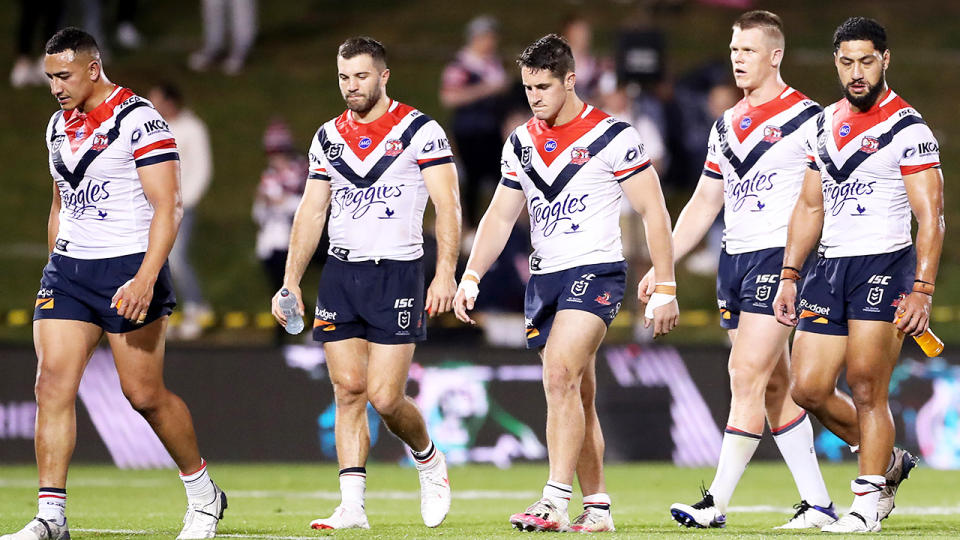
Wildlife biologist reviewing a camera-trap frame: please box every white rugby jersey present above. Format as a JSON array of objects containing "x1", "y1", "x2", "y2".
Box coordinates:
[
  {"x1": 500, "y1": 104, "x2": 650, "y2": 274},
  {"x1": 307, "y1": 100, "x2": 453, "y2": 262},
  {"x1": 703, "y1": 87, "x2": 821, "y2": 254},
  {"x1": 807, "y1": 89, "x2": 940, "y2": 258},
  {"x1": 46, "y1": 86, "x2": 179, "y2": 259}
]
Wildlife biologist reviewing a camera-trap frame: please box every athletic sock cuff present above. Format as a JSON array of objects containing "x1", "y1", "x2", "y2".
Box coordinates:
[
  {"x1": 412, "y1": 441, "x2": 436, "y2": 462},
  {"x1": 771, "y1": 412, "x2": 808, "y2": 436},
  {"x1": 339, "y1": 467, "x2": 367, "y2": 476},
  {"x1": 724, "y1": 425, "x2": 762, "y2": 439},
  {"x1": 38, "y1": 488, "x2": 67, "y2": 495}
]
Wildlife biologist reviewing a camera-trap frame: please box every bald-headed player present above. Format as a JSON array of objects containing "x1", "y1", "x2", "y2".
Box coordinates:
[
  {"x1": 272, "y1": 36, "x2": 459, "y2": 530},
  {"x1": 773, "y1": 17, "x2": 941, "y2": 533},
  {"x1": 646, "y1": 11, "x2": 837, "y2": 529},
  {"x1": 2, "y1": 28, "x2": 225, "y2": 540}
]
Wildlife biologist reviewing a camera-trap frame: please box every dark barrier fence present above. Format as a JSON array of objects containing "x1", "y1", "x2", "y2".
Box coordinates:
[{"x1": 1, "y1": 345, "x2": 956, "y2": 468}]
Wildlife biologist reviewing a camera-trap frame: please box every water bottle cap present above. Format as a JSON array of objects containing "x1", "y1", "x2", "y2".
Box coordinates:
[{"x1": 280, "y1": 288, "x2": 289, "y2": 297}]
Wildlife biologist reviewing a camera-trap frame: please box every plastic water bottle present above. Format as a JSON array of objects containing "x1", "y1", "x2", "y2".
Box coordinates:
[
  {"x1": 914, "y1": 328, "x2": 944, "y2": 357},
  {"x1": 278, "y1": 288, "x2": 304, "y2": 335}
]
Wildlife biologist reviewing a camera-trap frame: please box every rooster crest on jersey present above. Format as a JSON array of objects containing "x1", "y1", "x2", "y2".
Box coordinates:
[{"x1": 570, "y1": 147, "x2": 590, "y2": 165}]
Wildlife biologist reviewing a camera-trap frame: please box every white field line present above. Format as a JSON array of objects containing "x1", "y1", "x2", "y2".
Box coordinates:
[
  {"x1": 74, "y1": 530, "x2": 317, "y2": 539},
  {"x1": 730, "y1": 505, "x2": 960, "y2": 515},
  {"x1": 0, "y1": 479, "x2": 167, "y2": 488},
  {"x1": 229, "y1": 489, "x2": 539, "y2": 500}
]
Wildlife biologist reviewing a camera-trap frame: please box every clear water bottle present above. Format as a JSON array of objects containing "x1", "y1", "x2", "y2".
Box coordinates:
[{"x1": 278, "y1": 288, "x2": 304, "y2": 335}]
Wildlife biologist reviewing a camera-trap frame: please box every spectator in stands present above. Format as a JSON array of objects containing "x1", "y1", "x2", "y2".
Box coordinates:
[
  {"x1": 562, "y1": 14, "x2": 616, "y2": 103},
  {"x1": 189, "y1": 0, "x2": 257, "y2": 75},
  {"x1": 10, "y1": 1, "x2": 63, "y2": 88},
  {"x1": 149, "y1": 83, "x2": 214, "y2": 339},
  {"x1": 440, "y1": 15, "x2": 508, "y2": 227}
]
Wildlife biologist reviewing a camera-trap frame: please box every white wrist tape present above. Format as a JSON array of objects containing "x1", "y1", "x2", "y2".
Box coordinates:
[
  {"x1": 645, "y1": 282, "x2": 677, "y2": 319},
  {"x1": 458, "y1": 276, "x2": 480, "y2": 301}
]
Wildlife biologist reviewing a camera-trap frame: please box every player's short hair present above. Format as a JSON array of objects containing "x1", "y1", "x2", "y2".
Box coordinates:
[
  {"x1": 733, "y1": 10, "x2": 785, "y2": 48},
  {"x1": 338, "y1": 36, "x2": 387, "y2": 69},
  {"x1": 517, "y1": 34, "x2": 575, "y2": 80},
  {"x1": 45, "y1": 27, "x2": 100, "y2": 57},
  {"x1": 833, "y1": 17, "x2": 887, "y2": 53}
]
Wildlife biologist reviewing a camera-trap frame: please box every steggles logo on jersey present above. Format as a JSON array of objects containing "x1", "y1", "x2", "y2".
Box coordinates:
[
  {"x1": 570, "y1": 147, "x2": 590, "y2": 165},
  {"x1": 860, "y1": 136, "x2": 880, "y2": 154},
  {"x1": 330, "y1": 184, "x2": 404, "y2": 220},
  {"x1": 529, "y1": 193, "x2": 589, "y2": 237},
  {"x1": 822, "y1": 179, "x2": 876, "y2": 216},
  {"x1": 728, "y1": 170, "x2": 775, "y2": 211},
  {"x1": 762, "y1": 126, "x2": 782, "y2": 143},
  {"x1": 384, "y1": 139, "x2": 403, "y2": 156},
  {"x1": 58, "y1": 178, "x2": 111, "y2": 220},
  {"x1": 91, "y1": 134, "x2": 109, "y2": 151}
]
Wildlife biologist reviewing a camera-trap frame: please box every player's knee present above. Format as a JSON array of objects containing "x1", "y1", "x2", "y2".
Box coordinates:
[
  {"x1": 368, "y1": 388, "x2": 403, "y2": 417},
  {"x1": 333, "y1": 379, "x2": 367, "y2": 406},
  {"x1": 34, "y1": 370, "x2": 76, "y2": 406},
  {"x1": 123, "y1": 385, "x2": 165, "y2": 416},
  {"x1": 846, "y1": 371, "x2": 884, "y2": 407},
  {"x1": 543, "y1": 364, "x2": 581, "y2": 400},
  {"x1": 790, "y1": 377, "x2": 829, "y2": 411},
  {"x1": 728, "y1": 364, "x2": 765, "y2": 398}
]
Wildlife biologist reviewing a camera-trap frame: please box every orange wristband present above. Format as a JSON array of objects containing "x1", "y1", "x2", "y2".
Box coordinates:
[
  {"x1": 780, "y1": 267, "x2": 801, "y2": 281},
  {"x1": 913, "y1": 280, "x2": 934, "y2": 296}
]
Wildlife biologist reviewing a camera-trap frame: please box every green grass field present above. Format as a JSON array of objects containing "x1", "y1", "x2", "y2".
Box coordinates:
[{"x1": 1, "y1": 463, "x2": 958, "y2": 538}]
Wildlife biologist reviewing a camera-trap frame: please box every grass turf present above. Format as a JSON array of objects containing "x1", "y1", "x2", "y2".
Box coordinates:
[{"x1": 1, "y1": 462, "x2": 959, "y2": 538}]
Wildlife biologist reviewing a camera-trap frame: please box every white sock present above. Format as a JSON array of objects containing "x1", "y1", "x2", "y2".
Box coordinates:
[
  {"x1": 543, "y1": 481, "x2": 572, "y2": 514},
  {"x1": 339, "y1": 467, "x2": 366, "y2": 510},
  {"x1": 849, "y1": 475, "x2": 885, "y2": 521},
  {"x1": 412, "y1": 440, "x2": 438, "y2": 469},
  {"x1": 582, "y1": 492, "x2": 611, "y2": 513},
  {"x1": 772, "y1": 413, "x2": 832, "y2": 508},
  {"x1": 708, "y1": 427, "x2": 761, "y2": 514},
  {"x1": 180, "y1": 458, "x2": 216, "y2": 505},
  {"x1": 37, "y1": 488, "x2": 66, "y2": 524}
]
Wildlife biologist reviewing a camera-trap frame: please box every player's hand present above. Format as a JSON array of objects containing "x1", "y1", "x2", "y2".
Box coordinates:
[
  {"x1": 637, "y1": 268, "x2": 656, "y2": 304},
  {"x1": 773, "y1": 279, "x2": 798, "y2": 327},
  {"x1": 453, "y1": 284, "x2": 478, "y2": 325},
  {"x1": 425, "y1": 273, "x2": 457, "y2": 318},
  {"x1": 895, "y1": 291, "x2": 931, "y2": 337},
  {"x1": 649, "y1": 299, "x2": 679, "y2": 337},
  {"x1": 271, "y1": 283, "x2": 304, "y2": 327},
  {"x1": 111, "y1": 273, "x2": 156, "y2": 324}
]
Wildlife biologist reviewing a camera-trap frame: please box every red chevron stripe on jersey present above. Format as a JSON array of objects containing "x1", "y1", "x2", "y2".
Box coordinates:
[
  {"x1": 831, "y1": 88, "x2": 912, "y2": 150},
  {"x1": 63, "y1": 86, "x2": 136, "y2": 152},
  {"x1": 730, "y1": 86, "x2": 805, "y2": 143},
  {"x1": 334, "y1": 100, "x2": 414, "y2": 161},
  {"x1": 527, "y1": 104, "x2": 609, "y2": 167}
]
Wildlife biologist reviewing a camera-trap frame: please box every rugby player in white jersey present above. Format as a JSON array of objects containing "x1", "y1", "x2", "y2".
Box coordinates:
[
  {"x1": 271, "y1": 37, "x2": 459, "y2": 530},
  {"x1": 641, "y1": 11, "x2": 837, "y2": 529},
  {"x1": 2, "y1": 28, "x2": 225, "y2": 540},
  {"x1": 453, "y1": 34, "x2": 679, "y2": 532},
  {"x1": 773, "y1": 17, "x2": 942, "y2": 533}
]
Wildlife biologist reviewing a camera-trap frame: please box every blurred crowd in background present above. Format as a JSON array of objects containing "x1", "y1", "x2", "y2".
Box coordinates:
[{"x1": 9, "y1": 0, "x2": 790, "y2": 343}]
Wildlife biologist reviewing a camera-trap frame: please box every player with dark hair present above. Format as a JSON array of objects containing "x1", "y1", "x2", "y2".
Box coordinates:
[
  {"x1": 454, "y1": 33, "x2": 678, "y2": 532},
  {"x1": 773, "y1": 16, "x2": 942, "y2": 533},
  {"x1": 272, "y1": 35, "x2": 460, "y2": 530},
  {"x1": 2, "y1": 27, "x2": 225, "y2": 540},
  {"x1": 653, "y1": 11, "x2": 837, "y2": 529}
]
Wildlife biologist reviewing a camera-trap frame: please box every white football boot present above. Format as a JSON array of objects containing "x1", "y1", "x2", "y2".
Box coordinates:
[
  {"x1": 669, "y1": 489, "x2": 726, "y2": 528},
  {"x1": 309, "y1": 505, "x2": 370, "y2": 530},
  {"x1": 569, "y1": 506, "x2": 616, "y2": 532},
  {"x1": 416, "y1": 450, "x2": 451, "y2": 527},
  {"x1": 510, "y1": 497, "x2": 570, "y2": 532},
  {"x1": 774, "y1": 500, "x2": 838, "y2": 529},
  {"x1": 177, "y1": 483, "x2": 227, "y2": 539},
  {"x1": 878, "y1": 447, "x2": 919, "y2": 520},
  {"x1": 0, "y1": 518, "x2": 69, "y2": 540},
  {"x1": 821, "y1": 512, "x2": 881, "y2": 533}
]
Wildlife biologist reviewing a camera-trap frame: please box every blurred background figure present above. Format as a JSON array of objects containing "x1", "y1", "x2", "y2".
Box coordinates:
[
  {"x1": 81, "y1": 0, "x2": 143, "y2": 57},
  {"x1": 561, "y1": 14, "x2": 616, "y2": 103},
  {"x1": 149, "y1": 82, "x2": 214, "y2": 339},
  {"x1": 440, "y1": 15, "x2": 508, "y2": 228},
  {"x1": 10, "y1": 1, "x2": 64, "y2": 88},
  {"x1": 189, "y1": 0, "x2": 258, "y2": 75},
  {"x1": 252, "y1": 119, "x2": 308, "y2": 344}
]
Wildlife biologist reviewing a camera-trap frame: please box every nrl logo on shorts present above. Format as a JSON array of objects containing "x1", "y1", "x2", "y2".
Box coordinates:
[
  {"x1": 398, "y1": 310, "x2": 411, "y2": 329},
  {"x1": 521, "y1": 146, "x2": 532, "y2": 167},
  {"x1": 326, "y1": 143, "x2": 344, "y2": 161},
  {"x1": 570, "y1": 147, "x2": 590, "y2": 165},
  {"x1": 570, "y1": 273, "x2": 596, "y2": 297},
  {"x1": 755, "y1": 285, "x2": 771, "y2": 301},
  {"x1": 867, "y1": 286, "x2": 884, "y2": 306},
  {"x1": 384, "y1": 139, "x2": 403, "y2": 157}
]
